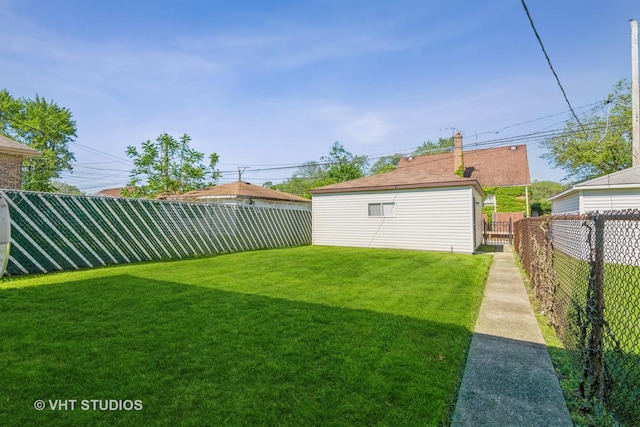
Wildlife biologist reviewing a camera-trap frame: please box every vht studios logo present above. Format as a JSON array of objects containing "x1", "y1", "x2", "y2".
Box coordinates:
[{"x1": 34, "y1": 399, "x2": 143, "y2": 411}]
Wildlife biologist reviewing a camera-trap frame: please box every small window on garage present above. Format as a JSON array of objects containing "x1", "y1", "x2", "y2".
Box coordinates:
[{"x1": 368, "y1": 202, "x2": 396, "y2": 217}]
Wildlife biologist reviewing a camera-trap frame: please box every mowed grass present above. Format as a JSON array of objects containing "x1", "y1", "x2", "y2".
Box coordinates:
[{"x1": 0, "y1": 246, "x2": 492, "y2": 426}]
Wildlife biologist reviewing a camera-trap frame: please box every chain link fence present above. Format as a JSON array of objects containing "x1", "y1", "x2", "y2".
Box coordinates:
[
  {"x1": 515, "y1": 211, "x2": 640, "y2": 426},
  {"x1": 0, "y1": 190, "x2": 312, "y2": 276}
]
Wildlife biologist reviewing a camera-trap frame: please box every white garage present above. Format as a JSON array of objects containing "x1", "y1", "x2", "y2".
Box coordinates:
[
  {"x1": 549, "y1": 166, "x2": 640, "y2": 214},
  {"x1": 309, "y1": 168, "x2": 484, "y2": 254}
]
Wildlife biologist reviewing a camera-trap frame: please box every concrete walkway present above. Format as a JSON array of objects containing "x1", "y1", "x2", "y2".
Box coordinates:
[{"x1": 450, "y1": 247, "x2": 573, "y2": 427}]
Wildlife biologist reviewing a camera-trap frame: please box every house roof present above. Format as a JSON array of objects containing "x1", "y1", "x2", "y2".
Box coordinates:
[
  {"x1": 0, "y1": 134, "x2": 40, "y2": 159},
  {"x1": 548, "y1": 166, "x2": 640, "y2": 201},
  {"x1": 309, "y1": 166, "x2": 483, "y2": 195},
  {"x1": 95, "y1": 187, "x2": 136, "y2": 198},
  {"x1": 397, "y1": 144, "x2": 530, "y2": 187},
  {"x1": 166, "y1": 181, "x2": 311, "y2": 203}
]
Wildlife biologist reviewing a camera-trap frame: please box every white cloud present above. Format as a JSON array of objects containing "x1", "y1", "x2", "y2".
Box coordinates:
[{"x1": 313, "y1": 104, "x2": 392, "y2": 144}]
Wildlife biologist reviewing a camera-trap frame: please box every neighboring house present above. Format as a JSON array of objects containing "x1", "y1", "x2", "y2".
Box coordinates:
[
  {"x1": 549, "y1": 166, "x2": 640, "y2": 214},
  {"x1": 309, "y1": 167, "x2": 484, "y2": 254},
  {"x1": 164, "y1": 181, "x2": 312, "y2": 211},
  {"x1": 397, "y1": 133, "x2": 531, "y2": 216},
  {"x1": 95, "y1": 187, "x2": 136, "y2": 198},
  {"x1": 0, "y1": 134, "x2": 40, "y2": 189}
]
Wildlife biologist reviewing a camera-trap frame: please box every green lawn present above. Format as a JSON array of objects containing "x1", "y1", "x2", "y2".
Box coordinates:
[{"x1": 0, "y1": 246, "x2": 492, "y2": 426}]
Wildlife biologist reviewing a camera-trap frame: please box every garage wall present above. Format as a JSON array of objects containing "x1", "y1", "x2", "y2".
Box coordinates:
[
  {"x1": 312, "y1": 186, "x2": 476, "y2": 253},
  {"x1": 581, "y1": 188, "x2": 640, "y2": 213},
  {"x1": 551, "y1": 192, "x2": 580, "y2": 214}
]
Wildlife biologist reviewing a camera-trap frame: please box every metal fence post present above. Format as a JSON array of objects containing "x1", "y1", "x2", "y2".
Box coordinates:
[
  {"x1": 509, "y1": 218, "x2": 513, "y2": 245},
  {"x1": 586, "y1": 212, "x2": 606, "y2": 402}
]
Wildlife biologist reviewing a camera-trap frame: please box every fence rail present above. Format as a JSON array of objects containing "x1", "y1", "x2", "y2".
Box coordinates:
[
  {"x1": 483, "y1": 219, "x2": 513, "y2": 245},
  {"x1": 1, "y1": 190, "x2": 312, "y2": 276},
  {"x1": 514, "y1": 212, "x2": 640, "y2": 426}
]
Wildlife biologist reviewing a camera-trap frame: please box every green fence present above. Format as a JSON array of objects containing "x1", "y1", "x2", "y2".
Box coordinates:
[{"x1": 1, "y1": 190, "x2": 312, "y2": 276}]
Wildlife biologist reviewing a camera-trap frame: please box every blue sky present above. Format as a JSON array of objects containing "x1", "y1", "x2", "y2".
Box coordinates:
[{"x1": 1, "y1": 0, "x2": 638, "y2": 192}]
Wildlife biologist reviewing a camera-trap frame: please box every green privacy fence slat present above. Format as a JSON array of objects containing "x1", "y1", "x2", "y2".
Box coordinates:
[{"x1": 0, "y1": 190, "x2": 312, "y2": 276}]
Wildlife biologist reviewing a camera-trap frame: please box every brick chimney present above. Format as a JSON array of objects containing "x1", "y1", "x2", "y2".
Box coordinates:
[{"x1": 453, "y1": 132, "x2": 463, "y2": 175}]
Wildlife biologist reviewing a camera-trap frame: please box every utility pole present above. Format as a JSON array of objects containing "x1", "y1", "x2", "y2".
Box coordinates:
[
  {"x1": 632, "y1": 19, "x2": 639, "y2": 166},
  {"x1": 238, "y1": 166, "x2": 248, "y2": 181}
]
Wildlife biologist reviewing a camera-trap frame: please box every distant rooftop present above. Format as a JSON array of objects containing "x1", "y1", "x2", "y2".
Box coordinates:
[
  {"x1": 165, "y1": 181, "x2": 311, "y2": 203},
  {"x1": 95, "y1": 187, "x2": 136, "y2": 198}
]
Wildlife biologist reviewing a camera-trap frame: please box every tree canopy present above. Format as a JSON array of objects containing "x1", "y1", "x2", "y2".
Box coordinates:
[
  {"x1": 368, "y1": 137, "x2": 453, "y2": 175},
  {"x1": 529, "y1": 180, "x2": 567, "y2": 215},
  {"x1": 321, "y1": 141, "x2": 368, "y2": 183},
  {"x1": 273, "y1": 142, "x2": 368, "y2": 198},
  {"x1": 271, "y1": 161, "x2": 328, "y2": 199},
  {"x1": 0, "y1": 89, "x2": 77, "y2": 191},
  {"x1": 413, "y1": 137, "x2": 454, "y2": 156},
  {"x1": 370, "y1": 153, "x2": 402, "y2": 174},
  {"x1": 52, "y1": 181, "x2": 84, "y2": 195},
  {"x1": 124, "y1": 133, "x2": 220, "y2": 198},
  {"x1": 541, "y1": 80, "x2": 632, "y2": 182}
]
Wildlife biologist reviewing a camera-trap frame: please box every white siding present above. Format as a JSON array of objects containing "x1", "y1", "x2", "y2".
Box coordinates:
[
  {"x1": 474, "y1": 191, "x2": 483, "y2": 250},
  {"x1": 580, "y1": 189, "x2": 640, "y2": 213},
  {"x1": 551, "y1": 193, "x2": 580, "y2": 214},
  {"x1": 312, "y1": 187, "x2": 476, "y2": 253}
]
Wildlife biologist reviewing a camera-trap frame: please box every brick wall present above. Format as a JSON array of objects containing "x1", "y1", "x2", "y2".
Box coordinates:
[{"x1": 0, "y1": 154, "x2": 24, "y2": 189}]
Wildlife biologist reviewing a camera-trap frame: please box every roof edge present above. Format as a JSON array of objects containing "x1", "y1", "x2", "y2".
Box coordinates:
[
  {"x1": 0, "y1": 146, "x2": 40, "y2": 159},
  {"x1": 310, "y1": 180, "x2": 484, "y2": 195},
  {"x1": 548, "y1": 182, "x2": 640, "y2": 201}
]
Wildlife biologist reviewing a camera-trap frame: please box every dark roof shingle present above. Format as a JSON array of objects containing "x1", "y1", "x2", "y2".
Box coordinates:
[{"x1": 397, "y1": 144, "x2": 530, "y2": 187}]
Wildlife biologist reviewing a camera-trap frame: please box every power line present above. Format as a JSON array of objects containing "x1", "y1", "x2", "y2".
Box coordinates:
[
  {"x1": 520, "y1": 0, "x2": 587, "y2": 133},
  {"x1": 60, "y1": 117, "x2": 621, "y2": 189},
  {"x1": 69, "y1": 141, "x2": 132, "y2": 165},
  {"x1": 467, "y1": 101, "x2": 602, "y2": 139},
  {"x1": 4, "y1": 94, "x2": 614, "y2": 189}
]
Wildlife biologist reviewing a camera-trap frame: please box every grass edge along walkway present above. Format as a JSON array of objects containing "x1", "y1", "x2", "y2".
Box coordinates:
[{"x1": 451, "y1": 247, "x2": 573, "y2": 426}]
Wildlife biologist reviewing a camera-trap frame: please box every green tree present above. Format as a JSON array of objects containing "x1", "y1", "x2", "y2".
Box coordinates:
[
  {"x1": 273, "y1": 161, "x2": 328, "y2": 199},
  {"x1": 529, "y1": 180, "x2": 567, "y2": 215},
  {"x1": 52, "y1": 181, "x2": 84, "y2": 195},
  {"x1": 321, "y1": 141, "x2": 368, "y2": 183},
  {"x1": 0, "y1": 90, "x2": 77, "y2": 191},
  {"x1": 370, "y1": 153, "x2": 402, "y2": 174},
  {"x1": 124, "y1": 133, "x2": 220, "y2": 198},
  {"x1": 272, "y1": 143, "x2": 368, "y2": 199},
  {"x1": 541, "y1": 80, "x2": 632, "y2": 182},
  {"x1": 413, "y1": 137, "x2": 454, "y2": 156}
]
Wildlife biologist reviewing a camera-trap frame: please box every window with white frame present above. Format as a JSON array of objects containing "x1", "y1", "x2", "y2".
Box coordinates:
[{"x1": 368, "y1": 202, "x2": 396, "y2": 217}]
